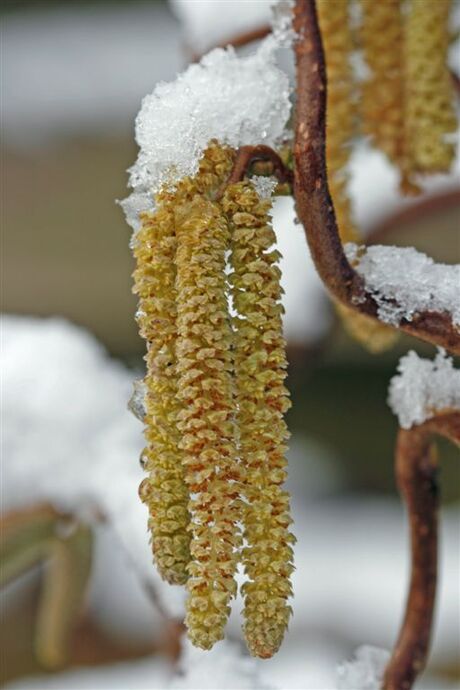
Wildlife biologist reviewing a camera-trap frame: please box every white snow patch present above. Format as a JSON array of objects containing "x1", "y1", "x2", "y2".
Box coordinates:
[
  {"x1": 1, "y1": 314, "x2": 185, "y2": 618},
  {"x1": 345, "y1": 243, "x2": 460, "y2": 327},
  {"x1": 128, "y1": 42, "x2": 291, "y2": 194},
  {"x1": 170, "y1": 638, "x2": 271, "y2": 690},
  {"x1": 388, "y1": 349, "x2": 460, "y2": 429},
  {"x1": 336, "y1": 646, "x2": 389, "y2": 690}
]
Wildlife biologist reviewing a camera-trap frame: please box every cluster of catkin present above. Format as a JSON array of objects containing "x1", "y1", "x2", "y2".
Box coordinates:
[
  {"x1": 133, "y1": 143, "x2": 294, "y2": 658},
  {"x1": 317, "y1": 0, "x2": 457, "y2": 353}
]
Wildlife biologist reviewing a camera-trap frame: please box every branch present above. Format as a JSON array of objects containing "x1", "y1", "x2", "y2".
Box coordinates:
[
  {"x1": 383, "y1": 411, "x2": 460, "y2": 690},
  {"x1": 292, "y1": 0, "x2": 460, "y2": 355},
  {"x1": 190, "y1": 25, "x2": 272, "y2": 62},
  {"x1": 217, "y1": 144, "x2": 293, "y2": 198}
]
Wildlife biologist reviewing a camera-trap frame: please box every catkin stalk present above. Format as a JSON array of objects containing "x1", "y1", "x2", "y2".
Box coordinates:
[{"x1": 223, "y1": 181, "x2": 295, "y2": 659}]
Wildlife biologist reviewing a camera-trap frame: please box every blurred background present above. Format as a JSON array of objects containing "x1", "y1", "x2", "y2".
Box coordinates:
[{"x1": 2, "y1": 1, "x2": 460, "y2": 688}]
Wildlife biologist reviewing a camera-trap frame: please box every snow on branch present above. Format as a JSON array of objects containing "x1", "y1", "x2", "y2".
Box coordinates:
[
  {"x1": 346, "y1": 243, "x2": 460, "y2": 329},
  {"x1": 292, "y1": 0, "x2": 460, "y2": 355},
  {"x1": 127, "y1": 42, "x2": 291, "y2": 196},
  {"x1": 388, "y1": 349, "x2": 460, "y2": 429}
]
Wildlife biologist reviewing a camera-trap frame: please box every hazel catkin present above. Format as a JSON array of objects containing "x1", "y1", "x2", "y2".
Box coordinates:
[{"x1": 223, "y1": 181, "x2": 295, "y2": 659}]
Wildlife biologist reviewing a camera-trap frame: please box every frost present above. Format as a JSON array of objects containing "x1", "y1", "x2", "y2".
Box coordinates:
[
  {"x1": 251, "y1": 175, "x2": 278, "y2": 199},
  {"x1": 336, "y1": 646, "x2": 390, "y2": 690},
  {"x1": 128, "y1": 42, "x2": 291, "y2": 194},
  {"x1": 270, "y1": 0, "x2": 296, "y2": 47},
  {"x1": 388, "y1": 349, "x2": 460, "y2": 429},
  {"x1": 170, "y1": 638, "x2": 272, "y2": 690},
  {"x1": 345, "y1": 243, "x2": 460, "y2": 326}
]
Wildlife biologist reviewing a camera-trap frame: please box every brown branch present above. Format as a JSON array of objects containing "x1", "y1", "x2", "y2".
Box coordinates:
[
  {"x1": 217, "y1": 144, "x2": 293, "y2": 199},
  {"x1": 190, "y1": 25, "x2": 272, "y2": 63},
  {"x1": 383, "y1": 411, "x2": 460, "y2": 690},
  {"x1": 292, "y1": 0, "x2": 460, "y2": 355}
]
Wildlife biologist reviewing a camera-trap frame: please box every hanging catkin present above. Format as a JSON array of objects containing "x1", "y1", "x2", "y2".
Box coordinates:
[
  {"x1": 405, "y1": 0, "x2": 457, "y2": 174},
  {"x1": 317, "y1": 0, "x2": 398, "y2": 353},
  {"x1": 222, "y1": 181, "x2": 295, "y2": 659},
  {"x1": 174, "y1": 144, "x2": 243, "y2": 651},
  {"x1": 359, "y1": 0, "x2": 418, "y2": 194},
  {"x1": 317, "y1": 0, "x2": 358, "y2": 243},
  {"x1": 133, "y1": 197, "x2": 191, "y2": 585}
]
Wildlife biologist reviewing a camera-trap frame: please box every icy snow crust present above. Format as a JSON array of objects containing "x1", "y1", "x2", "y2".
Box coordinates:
[
  {"x1": 128, "y1": 44, "x2": 291, "y2": 195},
  {"x1": 346, "y1": 243, "x2": 460, "y2": 327},
  {"x1": 388, "y1": 349, "x2": 460, "y2": 429}
]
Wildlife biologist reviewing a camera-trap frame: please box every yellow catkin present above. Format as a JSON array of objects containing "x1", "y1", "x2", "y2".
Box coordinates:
[
  {"x1": 405, "y1": 0, "x2": 457, "y2": 174},
  {"x1": 173, "y1": 144, "x2": 243, "y2": 651},
  {"x1": 317, "y1": 0, "x2": 358, "y2": 243},
  {"x1": 133, "y1": 198, "x2": 191, "y2": 585},
  {"x1": 222, "y1": 182, "x2": 295, "y2": 659},
  {"x1": 359, "y1": 0, "x2": 418, "y2": 194},
  {"x1": 318, "y1": 0, "x2": 398, "y2": 352}
]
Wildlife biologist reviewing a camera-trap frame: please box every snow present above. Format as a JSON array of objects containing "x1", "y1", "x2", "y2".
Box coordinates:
[
  {"x1": 1, "y1": 314, "x2": 185, "y2": 617},
  {"x1": 170, "y1": 639, "x2": 271, "y2": 690},
  {"x1": 127, "y1": 39, "x2": 291, "y2": 195},
  {"x1": 388, "y1": 349, "x2": 460, "y2": 429},
  {"x1": 345, "y1": 243, "x2": 460, "y2": 327},
  {"x1": 336, "y1": 646, "x2": 389, "y2": 690},
  {"x1": 170, "y1": 0, "x2": 272, "y2": 54}
]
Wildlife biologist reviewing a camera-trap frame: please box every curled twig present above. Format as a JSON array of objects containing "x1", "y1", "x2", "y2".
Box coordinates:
[
  {"x1": 292, "y1": 0, "x2": 460, "y2": 355},
  {"x1": 217, "y1": 144, "x2": 293, "y2": 199},
  {"x1": 383, "y1": 411, "x2": 460, "y2": 690}
]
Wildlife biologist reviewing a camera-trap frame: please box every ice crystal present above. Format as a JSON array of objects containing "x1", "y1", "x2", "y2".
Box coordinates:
[
  {"x1": 251, "y1": 175, "x2": 278, "y2": 199},
  {"x1": 336, "y1": 646, "x2": 390, "y2": 690},
  {"x1": 127, "y1": 379, "x2": 147, "y2": 422},
  {"x1": 388, "y1": 349, "x2": 460, "y2": 429},
  {"x1": 128, "y1": 44, "x2": 291, "y2": 194},
  {"x1": 345, "y1": 243, "x2": 460, "y2": 326}
]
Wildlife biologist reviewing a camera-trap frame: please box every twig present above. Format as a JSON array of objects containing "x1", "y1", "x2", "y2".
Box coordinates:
[
  {"x1": 190, "y1": 25, "x2": 272, "y2": 62},
  {"x1": 383, "y1": 411, "x2": 460, "y2": 690},
  {"x1": 292, "y1": 0, "x2": 460, "y2": 355},
  {"x1": 217, "y1": 144, "x2": 293, "y2": 198}
]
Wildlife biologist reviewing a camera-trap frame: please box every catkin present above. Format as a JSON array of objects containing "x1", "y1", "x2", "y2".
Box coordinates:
[
  {"x1": 359, "y1": 0, "x2": 418, "y2": 193},
  {"x1": 405, "y1": 0, "x2": 457, "y2": 174},
  {"x1": 317, "y1": 0, "x2": 358, "y2": 243},
  {"x1": 223, "y1": 182, "x2": 295, "y2": 659},
  {"x1": 173, "y1": 145, "x2": 243, "y2": 651},
  {"x1": 318, "y1": 0, "x2": 398, "y2": 352},
  {"x1": 133, "y1": 197, "x2": 191, "y2": 585}
]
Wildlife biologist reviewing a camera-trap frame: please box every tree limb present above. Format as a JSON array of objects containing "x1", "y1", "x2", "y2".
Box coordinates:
[
  {"x1": 292, "y1": 0, "x2": 460, "y2": 355},
  {"x1": 383, "y1": 411, "x2": 460, "y2": 690}
]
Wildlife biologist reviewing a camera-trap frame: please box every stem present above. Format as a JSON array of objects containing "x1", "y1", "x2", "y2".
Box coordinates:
[
  {"x1": 383, "y1": 411, "x2": 460, "y2": 690},
  {"x1": 292, "y1": 0, "x2": 460, "y2": 355},
  {"x1": 217, "y1": 145, "x2": 293, "y2": 199}
]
